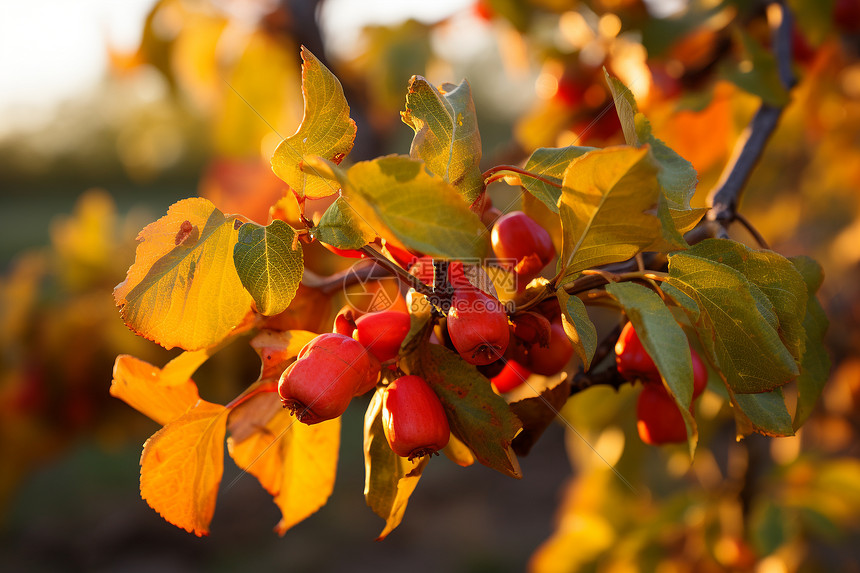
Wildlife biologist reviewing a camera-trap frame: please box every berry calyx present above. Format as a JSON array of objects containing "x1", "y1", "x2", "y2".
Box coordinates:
[
  {"x1": 491, "y1": 211, "x2": 555, "y2": 285},
  {"x1": 355, "y1": 310, "x2": 411, "y2": 363},
  {"x1": 278, "y1": 333, "x2": 380, "y2": 423},
  {"x1": 636, "y1": 383, "x2": 689, "y2": 445},
  {"x1": 382, "y1": 375, "x2": 450, "y2": 460},
  {"x1": 446, "y1": 287, "x2": 510, "y2": 365},
  {"x1": 491, "y1": 360, "x2": 531, "y2": 393},
  {"x1": 527, "y1": 321, "x2": 574, "y2": 376}
]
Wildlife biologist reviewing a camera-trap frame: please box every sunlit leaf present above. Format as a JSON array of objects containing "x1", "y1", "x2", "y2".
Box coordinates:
[
  {"x1": 666, "y1": 244, "x2": 800, "y2": 394},
  {"x1": 344, "y1": 156, "x2": 489, "y2": 259},
  {"x1": 249, "y1": 329, "x2": 317, "y2": 380},
  {"x1": 790, "y1": 256, "x2": 831, "y2": 429},
  {"x1": 403, "y1": 344, "x2": 522, "y2": 478},
  {"x1": 110, "y1": 355, "x2": 200, "y2": 425},
  {"x1": 557, "y1": 146, "x2": 666, "y2": 280},
  {"x1": 227, "y1": 390, "x2": 339, "y2": 535},
  {"x1": 605, "y1": 72, "x2": 704, "y2": 239},
  {"x1": 114, "y1": 197, "x2": 253, "y2": 351},
  {"x1": 315, "y1": 196, "x2": 377, "y2": 250},
  {"x1": 140, "y1": 400, "x2": 228, "y2": 536},
  {"x1": 233, "y1": 220, "x2": 304, "y2": 316},
  {"x1": 605, "y1": 281, "x2": 698, "y2": 454},
  {"x1": 605, "y1": 72, "x2": 698, "y2": 208},
  {"x1": 271, "y1": 47, "x2": 356, "y2": 198},
  {"x1": 401, "y1": 76, "x2": 483, "y2": 203},
  {"x1": 689, "y1": 240, "x2": 808, "y2": 363},
  {"x1": 519, "y1": 145, "x2": 596, "y2": 213},
  {"x1": 557, "y1": 290, "x2": 598, "y2": 370},
  {"x1": 442, "y1": 433, "x2": 475, "y2": 467},
  {"x1": 363, "y1": 389, "x2": 429, "y2": 540}
]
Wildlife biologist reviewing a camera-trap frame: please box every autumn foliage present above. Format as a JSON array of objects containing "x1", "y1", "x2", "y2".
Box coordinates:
[{"x1": 105, "y1": 4, "x2": 834, "y2": 553}]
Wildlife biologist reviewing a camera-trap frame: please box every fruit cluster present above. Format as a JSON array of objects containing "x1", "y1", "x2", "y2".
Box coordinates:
[
  {"x1": 614, "y1": 322, "x2": 708, "y2": 445},
  {"x1": 279, "y1": 307, "x2": 451, "y2": 460}
]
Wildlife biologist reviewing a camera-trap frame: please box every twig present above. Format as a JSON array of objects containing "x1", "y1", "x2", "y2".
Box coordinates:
[
  {"x1": 706, "y1": 0, "x2": 796, "y2": 229},
  {"x1": 734, "y1": 212, "x2": 771, "y2": 249},
  {"x1": 359, "y1": 245, "x2": 436, "y2": 298},
  {"x1": 302, "y1": 263, "x2": 393, "y2": 295}
]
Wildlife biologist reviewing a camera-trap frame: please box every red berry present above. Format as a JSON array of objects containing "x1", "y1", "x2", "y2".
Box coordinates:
[
  {"x1": 278, "y1": 333, "x2": 380, "y2": 423},
  {"x1": 691, "y1": 348, "x2": 708, "y2": 399},
  {"x1": 382, "y1": 375, "x2": 450, "y2": 459},
  {"x1": 617, "y1": 322, "x2": 709, "y2": 398},
  {"x1": 615, "y1": 321, "x2": 658, "y2": 382},
  {"x1": 527, "y1": 321, "x2": 574, "y2": 376},
  {"x1": 636, "y1": 383, "x2": 689, "y2": 445},
  {"x1": 355, "y1": 310, "x2": 411, "y2": 363},
  {"x1": 491, "y1": 360, "x2": 531, "y2": 393},
  {"x1": 491, "y1": 212, "x2": 555, "y2": 285},
  {"x1": 447, "y1": 287, "x2": 510, "y2": 365}
]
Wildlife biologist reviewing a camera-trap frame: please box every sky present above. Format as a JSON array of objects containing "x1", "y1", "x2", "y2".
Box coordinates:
[{"x1": 0, "y1": 0, "x2": 472, "y2": 136}]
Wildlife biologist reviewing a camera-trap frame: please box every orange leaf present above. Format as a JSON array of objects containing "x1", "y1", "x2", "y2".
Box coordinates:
[
  {"x1": 227, "y1": 391, "x2": 340, "y2": 535},
  {"x1": 110, "y1": 355, "x2": 200, "y2": 425},
  {"x1": 113, "y1": 197, "x2": 253, "y2": 351},
  {"x1": 249, "y1": 329, "x2": 317, "y2": 380},
  {"x1": 140, "y1": 400, "x2": 228, "y2": 536}
]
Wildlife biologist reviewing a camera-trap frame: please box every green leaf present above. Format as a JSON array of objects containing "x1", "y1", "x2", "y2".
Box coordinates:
[
  {"x1": 686, "y1": 240, "x2": 808, "y2": 364},
  {"x1": 557, "y1": 146, "x2": 666, "y2": 279},
  {"x1": 401, "y1": 76, "x2": 483, "y2": 203},
  {"x1": 271, "y1": 47, "x2": 356, "y2": 198},
  {"x1": 363, "y1": 388, "x2": 429, "y2": 540},
  {"x1": 315, "y1": 197, "x2": 376, "y2": 250},
  {"x1": 114, "y1": 198, "x2": 253, "y2": 351},
  {"x1": 557, "y1": 290, "x2": 597, "y2": 370},
  {"x1": 605, "y1": 72, "x2": 703, "y2": 238},
  {"x1": 666, "y1": 246, "x2": 800, "y2": 394},
  {"x1": 605, "y1": 281, "x2": 698, "y2": 454},
  {"x1": 720, "y1": 27, "x2": 790, "y2": 107},
  {"x1": 519, "y1": 145, "x2": 596, "y2": 213},
  {"x1": 403, "y1": 344, "x2": 522, "y2": 478},
  {"x1": 344, "y1": 156, "x2": 489, "y2": 259},
  {"x1": 790, "y1": 256, "x2": 831, "y2": 430},
  {"x1": 233, "y1": 220, "x2": 304, "y2": 316},
  {"x1": 734, "y1": 390, "x2": 794, "y2": 437}
]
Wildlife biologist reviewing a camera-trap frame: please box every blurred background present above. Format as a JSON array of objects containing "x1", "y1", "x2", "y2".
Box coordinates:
[{"x1": 2, "y1": 0, "x2": 860, "y2": 571}]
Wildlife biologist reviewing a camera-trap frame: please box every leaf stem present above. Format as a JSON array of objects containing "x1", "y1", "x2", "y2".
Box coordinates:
[
  {"x1": 359, "y1": 245, "x2": 438, "y2": 299},
  {"x1": 482, "y1": 165, "x2": 563, "y2": 190}
]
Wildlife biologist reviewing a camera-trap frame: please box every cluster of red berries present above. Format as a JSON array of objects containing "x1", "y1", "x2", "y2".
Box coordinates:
[
  {"x1": 278, "y1": 308, "x2": 449, "y2": 460},
  {"x1": 447, "y1": 210, "x2": 572, "y2": 392},
  {"x1": 614, "y1": 322, "x2": 708, "y2": 445},
  {"x1": 281, "y1": 208, "x2": 572, "y2": 457}
]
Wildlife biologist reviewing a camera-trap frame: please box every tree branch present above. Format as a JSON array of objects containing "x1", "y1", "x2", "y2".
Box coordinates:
[{"x1": 706, "y1": 0, "x2": 797, "y2": 227}]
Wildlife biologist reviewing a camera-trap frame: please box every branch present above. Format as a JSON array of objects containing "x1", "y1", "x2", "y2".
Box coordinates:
[
  {"x1": 706, "y1": 0, "x2": 797, "y2": 228},
  {"x1": 568, "y1": 323, "x2": 627, "y2": 395}
]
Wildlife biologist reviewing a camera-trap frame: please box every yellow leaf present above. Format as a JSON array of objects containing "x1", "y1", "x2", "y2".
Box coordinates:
[
  {"x1": 249, "y1": 329, "x2": 317, "y2": 379},
  {"x1": 227, "y1": 392, "x2": 339, "y2": 535},
  {"x1": 110, "y1": 355, "x2": 200, "y2": 425},
  {"x1": 363, "y1": 389, "x2": 429, "y2": 540},
  {"x1": 140, "y1": 400, "x2": 228, "y2": 536},
  {"x1": 114, "y1": 197, "x2": 253, "y2": 351},
  {"x1": 271, "y1": 47, "x2": 356, "y2": 198}
]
